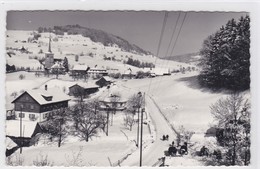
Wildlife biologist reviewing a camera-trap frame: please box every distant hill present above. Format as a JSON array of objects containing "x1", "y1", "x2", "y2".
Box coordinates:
[
  {"x1": 37, "y1": 25, "x2": 152, "y2": 56},
  {"x1": 163, "y1": 52, "x2": 201, "y2": 64}
]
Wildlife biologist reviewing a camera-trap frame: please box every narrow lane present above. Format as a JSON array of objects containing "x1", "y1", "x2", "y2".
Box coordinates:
[{"x1": 121, "y1": 92, "x2": 177, "y2": 166}]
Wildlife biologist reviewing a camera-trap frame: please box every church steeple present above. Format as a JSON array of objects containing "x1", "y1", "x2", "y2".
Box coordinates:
[{"x1": 48, "y1": 34, "x2": 52, "y2": 53}]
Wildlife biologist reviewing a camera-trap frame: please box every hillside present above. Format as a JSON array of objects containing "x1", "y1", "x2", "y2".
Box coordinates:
[
  {"x1": 6, "y1": 30, "x2": 194, "y2": 73},
  {"x1": 164, "y1": 52, "x2": 201, "y2": 64},
  {"x1": 39, "y1": 25, "x2": 152, "y2": 56}
]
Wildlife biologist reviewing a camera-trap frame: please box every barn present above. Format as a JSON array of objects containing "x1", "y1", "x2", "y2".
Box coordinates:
[
  {"x1": 68, "y1": 83, "x2": 99, "y2": 98},
  {"x1": 96, "y1": 76, "x2": 112, "y2": 87}
]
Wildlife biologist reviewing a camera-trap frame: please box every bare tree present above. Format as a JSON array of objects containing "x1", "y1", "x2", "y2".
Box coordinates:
[
  {"x1": 210, "y1": 93, "x2": 250, "y2": 166},
  {"x1": 6, "y1": 152, "x2": 24, "y2": 166},
  {"x1": 65, "y1": 146, "x2": 84, "y2": 166},
  {"x1": 176, "y1": 125, "x2": 194, "y2": 146},
  {"x1": 123, "y1": 112, "x2": 135, "y2": 131},
  {"x1": 33, "y1": 152, "x2": 53, "y2": 166},
  {"x1": 72, "y1": 100, "x2": 106, "y2": 142},
  {"x1": 46, "y1": 108, "x2": 70, "y2": 147},
  {"x1": 109, "y1": 92, "x2": 122, "y2": 125}
]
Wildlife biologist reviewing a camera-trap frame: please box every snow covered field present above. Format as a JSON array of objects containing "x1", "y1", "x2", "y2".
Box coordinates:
[{"x1": 5, "y1": 30, "x2": 251, "y2": 167}]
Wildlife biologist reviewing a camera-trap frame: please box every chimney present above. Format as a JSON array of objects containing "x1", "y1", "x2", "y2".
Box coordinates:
[{"x1": 45, "y1": 85, "x2": 48, "y2": 91}]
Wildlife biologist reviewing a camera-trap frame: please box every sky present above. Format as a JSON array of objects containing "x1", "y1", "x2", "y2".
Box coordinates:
[{"x1": 6, "y1": 11, "x2": 247, "y2": 57}]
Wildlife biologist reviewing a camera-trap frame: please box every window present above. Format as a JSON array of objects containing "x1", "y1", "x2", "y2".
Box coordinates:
[
  {"x1": 30, "y1": 105, "x2": 34, "y2": 110},
  {"x1": 18, "y1": 113, "x2": 25, "y2": 118},
  {"x1": 29, "y1": 114, "x2": 35, "y2": 120},
  {"x1": 43, "y1": 113, "x2": 49, "y2": 119},
  {"x1": 25, "y1": 96, "x2": 29, "y2": 100}
]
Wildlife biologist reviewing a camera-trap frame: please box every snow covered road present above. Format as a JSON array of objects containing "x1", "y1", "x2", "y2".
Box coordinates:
[{"x1": 121, "y1": 93, "x2": 177, "y2": 166}]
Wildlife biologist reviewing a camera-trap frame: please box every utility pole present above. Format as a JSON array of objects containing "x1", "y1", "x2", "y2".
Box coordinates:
[
  {"x1": 140, "y1": 108, "x2": 144, "y2": 167},
  {"x1": 136, "y1": 92, "x2": 142, "y2": 147},
  {"x1": 136, "y1": 106, "x2": 140, "y2": 147},
  {"x1": 20, "y1": 106, "x2": 23, "y2": 154},
  {"x1": 106, "y1": 105, "x2": 109, "y2": 136}
]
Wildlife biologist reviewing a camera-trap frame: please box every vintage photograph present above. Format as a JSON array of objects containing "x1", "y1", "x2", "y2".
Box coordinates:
[{"x1": 5, "y1": 10, "x2": 251, "y2": 166}]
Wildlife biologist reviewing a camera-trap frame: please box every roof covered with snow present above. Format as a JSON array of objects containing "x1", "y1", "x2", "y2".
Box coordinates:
[
  {"x1": 101, "y1": 76, "x2": 112, "y2": 82},
  {"x1": 70, "y1": 82, "x2": 99, "y2": 89},
  {"x1": 6, "y1": 137, "x2": 18, "y2": 149},
  {"x1": 73, "y1": 64, "x2": 89, "y2": 71},
  {"x1": 6, "y1": 121, "x2": 39, "y2": 138},
  {"x1": 12, "y1": 88, "x2": 71, "y2": 105},
  {"x1": 51, "y1": 62, "x2": 65, "y2": 69},
  {"x1": 89, "y1": 67, "x2": 106, "y2": 71}
]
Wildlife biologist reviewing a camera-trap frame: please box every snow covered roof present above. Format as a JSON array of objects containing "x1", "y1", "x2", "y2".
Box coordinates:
[
  {"x1": 73, "y1": 65, "x2": 89, "y2": 71},
  {"x1": 103, "y1": 94, "x2": 128, "y2": 103},
  {"x1": 151, "y1": 68, "x2": 170, "y2": 75},
  {"x1": 51, "y1": 62, "x2": 65, "y2": 69},
  {"x1": 123, "y1": 69, "x2": 136, "y2": 75},
  {"x1": 70, "y1": 82, "x2": 99, "y2": 89},
  {"x1": 6, "y1": 121, "x2": 39, "y2": 138},
  {"x1": 6, "y1": 137, "x2": 17, "y2": 150},
  {"x1": 90, "y1": 67, "x2": 106, "y2": 71},
  {"x1": 12, "y1": 88, "x2": 71, "y2": 105},
  {"x1": 102, "y1": 76, "x2": 112, "y2": 82},
  {"x1": 142, "y1": 68, "x2": 153, "y2": 72}
]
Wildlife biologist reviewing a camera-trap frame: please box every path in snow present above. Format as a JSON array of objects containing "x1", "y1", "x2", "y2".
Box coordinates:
[
  {"x1": 120, "y1": 91, "x2": 175, "y2": 166},
  {"x1": 119, "y1": 75, "x2": 203, "y2": 166}
]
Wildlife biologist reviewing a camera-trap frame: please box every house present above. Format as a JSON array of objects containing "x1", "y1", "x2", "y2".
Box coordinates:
[
  {"x1": 87, "y1": 67, "x2": 108, "y2": 77},
  {"x1": 11, "y1": 87, "x2": 70, "y2": 122},
  {"x1": 122, "y1": 69, "x2": 136, "y2": 79},
  {"x1": 96, "y1": 76, "x2": 112, "y2": 87},
  {"x1": 99, "y1": 94, "x2": 127, "y2": 111},
  {"x1": 6, "y1": 121, "x2": 43, "y2": 147},
  {"x1": 69, "y1": 82, "x2": 99, "y2": 98},
  {"x1": 50, "y1": 62, "x2": 65, "y2": 74},
  {"x1": 71, "y1": 64, "x2": 89, "y2": 77}
]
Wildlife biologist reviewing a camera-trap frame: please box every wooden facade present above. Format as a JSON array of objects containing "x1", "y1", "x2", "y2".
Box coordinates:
[
  {"x1": 69, "y1": 84, "x2": 99, "y2": 98},
  {"x1": 96, "y1": 77, "x2": 111, "y2": 87},
  {"x1": 11, "y1": 91, "x2": 69, "y2": 122}
]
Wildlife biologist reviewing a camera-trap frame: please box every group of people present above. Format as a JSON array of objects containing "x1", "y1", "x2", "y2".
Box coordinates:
[
  {"x1": 161, "y1": 135, "x2": 188, "y2": 157},
  {"x1": 162, "y1": 135, "x2": 169, "y2": 141},
  {"x1": 168, "y1": 141, "x2": 188, "y2": 156},
  {"x1": 199, "y1": 146, "x2": 222, "y2": 160}
]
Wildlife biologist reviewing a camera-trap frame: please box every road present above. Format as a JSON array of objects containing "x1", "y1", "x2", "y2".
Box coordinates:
[{"x1": 119, "y1": 84, "x2": 178, "y2": 166}]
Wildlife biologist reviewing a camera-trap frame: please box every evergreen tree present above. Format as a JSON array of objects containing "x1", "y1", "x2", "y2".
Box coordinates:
[
  {"x1": 199, "y1": 16, "x2": 250, "y2": 91},
  {"x1": 63, "y1": 57, "x2": 69, "y2": 72}
]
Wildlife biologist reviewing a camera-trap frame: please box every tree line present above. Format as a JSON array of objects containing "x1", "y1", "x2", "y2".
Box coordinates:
[
  {"x1": 124, "y1": 58, "x2": 155, "y2": 68},
  {"x1": 198, "y1": 16, "x2": 250, "y2": 91}
]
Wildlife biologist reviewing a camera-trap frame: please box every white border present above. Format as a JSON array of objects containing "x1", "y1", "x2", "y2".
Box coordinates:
[{"x1": 0, "y1": 1, "x2": 259, "y2": 169}]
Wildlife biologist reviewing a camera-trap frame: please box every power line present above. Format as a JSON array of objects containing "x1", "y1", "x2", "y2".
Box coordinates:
[
  {"x1": 165, "y1": 12, "x2": 181, "y2": 58},
  {"x1": 152, "y1": 12, "x2": 181, "y2": 91},
  {"x1": 170, "y1": 12, "x2": 187, "y2": 56},
  {"x1": 147, "y1": 11, "x2": 169, "y2": 93},
  {"x1": 154, "y1": 12, "x2": 187, "y2": 96}
]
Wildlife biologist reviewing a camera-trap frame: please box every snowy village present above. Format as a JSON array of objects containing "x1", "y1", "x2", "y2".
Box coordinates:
[{"x1": 5, "y1": 11, "x2": 251, "y2": 167}]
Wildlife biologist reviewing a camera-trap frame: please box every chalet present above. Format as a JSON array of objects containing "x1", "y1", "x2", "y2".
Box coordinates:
[
  {"x1": 100, "y1": 94, "x2": 127, "y2": 111},
  {"x1": 122, "y1": 69, "x2": 136, "y2": 79},
  {"x1": 71, "y1": 64, "x2": 89, "y2": 76},
  {"x1": 87, "y1": 67, "x2": 108, "y2": 77},
  {"x1": 50, "y1": 62, "x2": 65, "y2": 74},
  {"x1": 11, "y1": 87, "x2": 70, "y2": 122},
  {"x1": 96, "y1": 76, "x2": 112, "y2": 87},
  {"x1": 69, "y1": 83, "x2": 99, "y2": 98}
]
